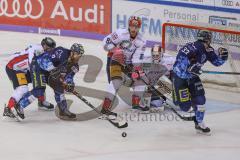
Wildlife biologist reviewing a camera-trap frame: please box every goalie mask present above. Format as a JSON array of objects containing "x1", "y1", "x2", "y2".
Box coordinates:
[{"x1": 151, "y1": 44, "x2": 163, "y2": 64}]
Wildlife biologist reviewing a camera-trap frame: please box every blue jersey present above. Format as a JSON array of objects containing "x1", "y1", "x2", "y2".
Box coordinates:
[
  {"x1": 36, "y1": 46, "x2": 79, "y2": 84},
  {"x1": 173, "y1": 41, "x2": 226, "y2": 79}
]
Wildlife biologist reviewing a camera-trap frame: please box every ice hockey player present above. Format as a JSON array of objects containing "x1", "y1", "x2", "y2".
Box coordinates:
[
  {"x1": 3, "y1": 37, "x2": 56, "y2": 119},
  {"x1": 10, "y1": 43, "x2": 84, "y2": 121},
  {"x1": 142, "y1": 44, "x2": 175, "y2": 112},
  {"x1": 102, "y1": 16, "x2": 148, "y2": 116},
  {"x1": 172, "y1": 30, "x2": 228, "y2": 135}
]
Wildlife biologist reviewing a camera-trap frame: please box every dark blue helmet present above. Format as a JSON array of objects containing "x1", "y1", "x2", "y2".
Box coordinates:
[
  {"x1": 197, "y1": 30, "x2": 212, "y2": 43},
  {"x1": 70, "y1": 43, "x2": 84, "y2": 55},
  {"x1": 41, "y1": 37, "x2": 56, "y2": 49}
]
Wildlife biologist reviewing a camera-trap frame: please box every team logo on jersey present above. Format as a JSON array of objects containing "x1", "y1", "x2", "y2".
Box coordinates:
[
  {"x1": 71, "y1": 66, "x2": 79, "y2": 73},
  {"x1": 0, "y1": 0, "x2": 44, "y2": 19},
  {"x1": 119, "y1": 40, "x2": 132, "y2": 49}
]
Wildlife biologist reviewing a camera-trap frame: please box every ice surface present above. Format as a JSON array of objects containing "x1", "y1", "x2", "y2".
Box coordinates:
[{"x1": 0, "y1": 31, "x2": 239, "y2": 160}]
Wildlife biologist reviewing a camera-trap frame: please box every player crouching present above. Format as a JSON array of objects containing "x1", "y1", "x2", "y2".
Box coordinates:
[{"x1": 142, "y1": 44, "x2": 175, "y2": 113}]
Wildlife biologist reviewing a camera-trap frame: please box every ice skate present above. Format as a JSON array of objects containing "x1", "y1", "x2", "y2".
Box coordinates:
[
  {"x1": 100, "y1": 98, "x2": 117, "y2": 120},
  {"x1": 3, "y1": 105, "x2": 16, "y2": 119},
  {"x1": 38, "y1": 101, "x2": 54, "y2": 111}
]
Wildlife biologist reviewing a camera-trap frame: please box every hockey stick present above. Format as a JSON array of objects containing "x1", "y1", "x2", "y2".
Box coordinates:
[
  {"x1": 71, "y1": 90, "x2": 128, "y2": 129},
  {"x1": 112, "y1": 60, "x2": 195, "y2": 121},
  {"x1": 140, "y1": 78, "x2": 195, "y2": 121},
  {"x1": 202, "y1": 70, "x2": 240, "y2": 75}
]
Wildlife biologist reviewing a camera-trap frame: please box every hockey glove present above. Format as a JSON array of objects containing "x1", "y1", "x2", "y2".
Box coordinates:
[
  {"x1": 188, "y1": 63, "x2": 202, "y2": 76},
  {"x1": 64, "y1": 83, "x2": 75, "y2": 92},
  {"x1": 131, "y1": 66, "x2": 145, "y2": 80},
  {"x1": 111, "y1": 47, "x2": 125, "y2": 65},
  {"x1": 218, "y1": 47, "x2": 228, "y2": 60}
]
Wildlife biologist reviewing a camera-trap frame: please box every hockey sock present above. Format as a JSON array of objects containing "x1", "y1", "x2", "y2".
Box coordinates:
[
  {"x1": 37, "y1": 96, "x2": 45, "y2": 103},
  {"x1": 18, "y1": 92, "x2": 36, "y2": 108},
  {"x1": 102, "y1": 98, "x2": 112, "y2": 110},
  {"x1": 132, "y1": 95, "x2": 140, "y2": 107},
  {"x1": 7, "y1": 97, "x2": 16, "y2": 109},
  {"x1": 194, "y1": 105, "x2": 205, "y2": 123}
]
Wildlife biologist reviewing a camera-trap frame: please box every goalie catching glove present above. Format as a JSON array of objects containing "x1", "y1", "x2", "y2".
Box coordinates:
[
  {"x1": 58, "y1": 75, "x2": 75, "y2": 93},
  {"x1": 63, "y1": 83, "x2": 75, "y2": 92},
  {"x1": 131, "y1": 66, "x2": 145, "y2": 80},
  {"x1": 218, "y1": 47, "x2": 228, "y2": 60}
]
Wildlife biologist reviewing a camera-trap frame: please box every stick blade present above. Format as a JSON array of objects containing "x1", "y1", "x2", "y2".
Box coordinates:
[{"x1": 108, "y1": 119, "x2": 128, "y2": 128}]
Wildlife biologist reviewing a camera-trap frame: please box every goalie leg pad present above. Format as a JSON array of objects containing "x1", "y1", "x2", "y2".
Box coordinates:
[
  {"x1": 151, "y1": 90, "x2": 161, "y2": 101},
  {"x1": 106, "y1": 79, "x2": 122, "y2": 100}
]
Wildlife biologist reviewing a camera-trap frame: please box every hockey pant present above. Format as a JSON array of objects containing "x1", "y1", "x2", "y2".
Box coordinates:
[{"x1": 172, "y1": 72, "x2": 206, "y2": 123}]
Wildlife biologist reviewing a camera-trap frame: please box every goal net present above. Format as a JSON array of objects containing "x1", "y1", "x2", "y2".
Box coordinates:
[{"x1": 162, "y1": 22, "x2": 240, "y2": 92}]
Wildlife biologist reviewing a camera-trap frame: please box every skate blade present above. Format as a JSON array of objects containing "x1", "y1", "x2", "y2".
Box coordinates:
[
  {"x1": 10, "y1": 109, "x2": 23, "y2": 122},
  {"x1": 149, "y1": 108, "x2": 164, "y2": 113},
  {"x1": 14, "y1": 115, "x2": 23, "y2": 122},
  {"x1": 99, "y1": 114, "x2": 117, "y2": 120},
  {"x1": 2, "y1": 115, "x2": 22, "y2": 122},
  {"x1": 38, "y1": 107, "x2": 54, "y2": 111},
  {"x1": 130, "y1": 109, "x2": 150, "y2": 114},
  {"x1": 196, "y1": 130, "x2": 211, "y2": 136},
  {"x1": 58, "y1": 115, "x2": 77, "y2": 121},
  {"x1": 2, "y1": 115, "x2": 18, "y2": 122}
]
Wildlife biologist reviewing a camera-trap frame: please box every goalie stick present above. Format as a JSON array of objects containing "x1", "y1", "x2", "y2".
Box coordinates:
[
  {"x1": 71, "y1": 90, "x2": 128, "y2": 129},
  {"x1": 112, "y1": 60, "x2": 195, "y2": 121},
  {"x1": 202, "y1": 70, "x2": 240, "y2": 75},
  {"x1": 140, "y1": 78, "x2": 195, "y2": 121}
]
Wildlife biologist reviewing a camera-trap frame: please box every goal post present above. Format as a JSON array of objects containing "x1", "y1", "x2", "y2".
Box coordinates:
[{"x1": 162, "y1": 22, "x2": 240, "y2": 91}]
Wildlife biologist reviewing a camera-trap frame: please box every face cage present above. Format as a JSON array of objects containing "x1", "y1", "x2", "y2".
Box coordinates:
[{"x1": 152, "y1": 51, "x2": 162, "y2": 62}]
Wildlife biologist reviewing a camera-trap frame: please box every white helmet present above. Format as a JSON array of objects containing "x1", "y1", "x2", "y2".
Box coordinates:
[{"x1": 151, "y1": 44, "x2": 163, "y2": 63}]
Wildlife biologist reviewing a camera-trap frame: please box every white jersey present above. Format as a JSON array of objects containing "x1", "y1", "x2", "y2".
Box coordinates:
[
  {"x1": 142, "y1": 51, "x2": 176, "y2": 85},
  {"x1": 7, "y1": 44, "x2": 43, "y2": 72},
  {"x1": 103, "y1": 28, "x2": 146, "y2": 65}
]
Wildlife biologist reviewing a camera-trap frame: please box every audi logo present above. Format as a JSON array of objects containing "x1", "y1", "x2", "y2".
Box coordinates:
[
  {"x1": 222, "y1": 0, "x2": 234, "y2": 6},
  {"x1": 0, "y1": 0, "x2": 44, "y2": 19}
]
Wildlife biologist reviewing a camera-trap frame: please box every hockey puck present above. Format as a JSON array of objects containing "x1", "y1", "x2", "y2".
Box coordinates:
[{"x1": 122, "y1": 132, "x2": 127, "y2": 137}]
